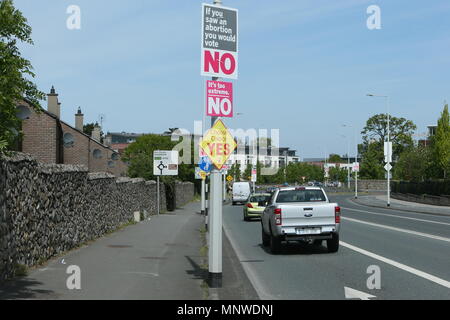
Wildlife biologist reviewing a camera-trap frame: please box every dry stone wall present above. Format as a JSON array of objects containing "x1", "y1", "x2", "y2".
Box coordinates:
[
  {"x1": 0, "y1": 152, "x2": 188, "y2": 282},
  {"x1": 174, "y1": 181, "x2": 195, "y2": 208}
]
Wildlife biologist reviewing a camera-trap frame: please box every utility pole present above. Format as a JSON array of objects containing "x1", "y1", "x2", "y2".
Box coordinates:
[
  {"x1": 386, "y1": 96, "x2": 391, "y2": 207},
  {"x1": 207, "y1": 0, "x2": 223, "y2": 288},
  {"x1": 367, "y1": 94, "x2": 391, "y2": 207}
]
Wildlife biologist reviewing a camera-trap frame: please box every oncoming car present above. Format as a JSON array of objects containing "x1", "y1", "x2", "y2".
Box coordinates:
[{"x1": 243, "y1": 193, "x2": 272, "y2": 221}]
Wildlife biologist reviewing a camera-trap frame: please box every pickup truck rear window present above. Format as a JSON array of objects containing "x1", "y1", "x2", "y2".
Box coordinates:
[{"x1": 276, "y1": 190, "x2": 326, "y2": 203}]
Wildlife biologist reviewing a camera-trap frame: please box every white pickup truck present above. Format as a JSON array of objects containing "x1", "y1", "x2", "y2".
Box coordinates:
[{"x1": 261, "y1": 186, "x2": 341, "y2": 254}]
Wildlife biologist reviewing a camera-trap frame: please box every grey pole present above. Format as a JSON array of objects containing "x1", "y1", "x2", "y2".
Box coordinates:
[
  {"x1": 387, "y1": 96, "x2": 391, "y2": 207},
  {"x1": 157, "y1": 176, "x2": 160, "y2": 216},
  {"x1": 201, "y1": 178, "x2": 206, "y2": 215},
  {"x1": 208, "y1": 0, "x2": 223, "y2": 286},
  {"x1": 367, "y1": 94, "x2": 391, "y2": 206},
  {"x1": 347, "y1": 139, "x2": 350, "y2": 189}
]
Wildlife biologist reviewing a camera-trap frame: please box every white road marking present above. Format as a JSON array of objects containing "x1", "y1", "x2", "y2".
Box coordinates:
[
  {"x1": 222, "y1": 225, "x2": 276, "y2": 300},
  {"x1": 342, "y1": 216, "x2": 450, "y2": 243},
  {"x1": 341, "y1": 241, "x2": 450, "y2": 289},
  {"x1": 344, "y1": 287, "x2": 377, "y2": 300},
  {"x1": 342, "y1": 206, "x2": 450, "y2": 226}
]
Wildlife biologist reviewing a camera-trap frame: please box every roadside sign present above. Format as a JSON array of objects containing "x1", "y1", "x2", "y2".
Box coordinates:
[
  {"x1": 251, "y1": 167, "x2": 257, "y2": 182},
  {"x1": 199, "y1": 119, "x2": 237, "y2": 170},
  {"x1": 352, "y1": 162, "x2": 360, "y2": 172},
  {"x1": 153, "y1": 150, "x2": 178, "y2": 176},
  {"x1": 201, "y1": 3, "x2": 238, "y2": 79},
  {"x1": 199, "y1": 156, "x2": 213, "y2": 172},
  {"x1": 206, "y1": 80, "x2": 233, "y2": 118},
  {"x1": 384, "y1": 142, "x2": 392, "y2": 163},
  {"x1": 195, "y1": 167, "x2": 208, "y2": 180},
  {"x1": 384, "y1": 163, "x2": 392, "y2": 171}
]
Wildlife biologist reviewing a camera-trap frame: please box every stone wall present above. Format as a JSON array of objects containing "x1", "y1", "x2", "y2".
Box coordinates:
[
  {"x1": 351, "y1": 180, "x2": 387, "y2": 192},
  {"x1": 0, "y1": 152, "x2": 171, "y2": 282},
  {"x1": 174, "y1": 181, "x2": 195, "y2": 208}
]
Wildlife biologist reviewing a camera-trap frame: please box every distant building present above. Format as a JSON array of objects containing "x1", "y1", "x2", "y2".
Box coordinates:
[
  {"x1": 16, "y1": 87, "x2": 128, "y2": 176},
  {"x1": 227, "y1": 146, "x2": 299, "y2": 168},
  {"x1": 104, "y1": 132, "x2": 145, "y2": 154}
]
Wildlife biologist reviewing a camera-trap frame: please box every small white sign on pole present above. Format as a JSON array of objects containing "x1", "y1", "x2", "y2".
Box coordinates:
[
  {"x1": 384, "y1": 142, "x2": 392, "y2": 163},
  {"x1": 153, "y1": 150, "x2": 179, "y2": 176}
]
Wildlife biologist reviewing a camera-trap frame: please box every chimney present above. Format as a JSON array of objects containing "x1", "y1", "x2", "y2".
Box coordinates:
[
  {"x1": 92, "y1": 124, "x2": 101, "y2": 142},
  {"x1": 47, "y1": 86, "x2": 60, "y2": 118},
  {"x1": 75, "y1": 107, "x2": 84, "y2": 131}
]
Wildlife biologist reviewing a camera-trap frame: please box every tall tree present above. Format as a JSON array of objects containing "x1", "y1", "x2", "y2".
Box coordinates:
[
  {"x1": 328, "y1": 154, "x2": 343, "y2": 163},
  {"x1": 359, "y1": 142, "x2": 384, "y2": 179},
  {"x1": 361, "y1": 114, "x2": 416, "y2": 159},
  {"x1": 0, "y1": 0, "x2": 45, "y2": 153},
  {"x1": 431, "y1": 104, "x2": 450, "y2": 178}
]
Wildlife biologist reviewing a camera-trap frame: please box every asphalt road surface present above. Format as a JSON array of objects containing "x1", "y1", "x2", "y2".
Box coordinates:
[{"x1": 223, "y1": 195, "x2": 450, "y2": 300}]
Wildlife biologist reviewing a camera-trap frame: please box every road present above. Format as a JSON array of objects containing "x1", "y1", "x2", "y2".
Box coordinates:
[{"x1": 223, "y1": 195, "x2": 450, "y2": 300}]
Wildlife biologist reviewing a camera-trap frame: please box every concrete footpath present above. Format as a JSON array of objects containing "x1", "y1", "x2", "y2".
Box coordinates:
[
  {"x1": 353, "y1": 194, "x2": 450, "y2": 216},
  {"x1": 0, "y1": 201, "x2": 257, "y2": 300}
]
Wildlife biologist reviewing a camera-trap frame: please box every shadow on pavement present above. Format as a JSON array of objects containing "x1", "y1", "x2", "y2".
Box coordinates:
[
  {"x1": 185, "y1": 255, "x2": 207, "y2": 281},
  {"x1": 0, "y1": 277, "x2": 57, "y2": 300}
]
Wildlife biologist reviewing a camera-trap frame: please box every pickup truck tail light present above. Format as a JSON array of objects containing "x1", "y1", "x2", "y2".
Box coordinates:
[
  {"x1": 335, "y1": 206, "x2": 341, "y2": 223},
  {"x1": 246, "y1": 203, "x2": 253, "y2": 208},
  {"x1": 275, "y1": 208, "x2": 282, "y2": 225}
]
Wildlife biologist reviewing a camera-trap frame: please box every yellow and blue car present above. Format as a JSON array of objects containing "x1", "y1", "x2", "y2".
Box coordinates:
[{"x1": 243, "y1": 193, "x2": 272, "y2": 221}]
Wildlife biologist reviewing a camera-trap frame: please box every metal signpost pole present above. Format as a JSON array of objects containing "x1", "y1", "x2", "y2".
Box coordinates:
[
  {"x1": 208, "y1": 0, "x2": 223, "y2": 287},
  {"x1": 387, "y1": 96, "x2": 391, "y2": 207},
  {"x1": 157, "y1": 176, "x2": 160, "y2": 216},
  {"x1": 201, "y1": 179, "x2": 206, "y2": 215},
  {"x1": 201, "y1": 0, "x2": 237, "y2": 288}
]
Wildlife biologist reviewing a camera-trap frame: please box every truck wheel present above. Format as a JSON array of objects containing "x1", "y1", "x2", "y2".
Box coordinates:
[
  {"x1": 261, "y1": 226, "x2": 270, "y2": 246},
  {"x1": 232, "y1": 201, "x2": 236, "y2": 206},
  {"x1": 270, "y1": 233, "x2": 282, "y2": 254},
  {"x1": 327, "y1": 233, "x2": 339, "y2": 253}
]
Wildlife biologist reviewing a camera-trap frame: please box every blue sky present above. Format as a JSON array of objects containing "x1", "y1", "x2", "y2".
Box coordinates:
[{"x1": 14, "y1": 0, "x2": 450, "y2": 158}]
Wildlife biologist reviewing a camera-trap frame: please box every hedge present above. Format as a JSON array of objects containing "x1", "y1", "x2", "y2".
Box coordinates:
[{"x1": 391, "y1": 180, "x2": 450, "y2": 196}]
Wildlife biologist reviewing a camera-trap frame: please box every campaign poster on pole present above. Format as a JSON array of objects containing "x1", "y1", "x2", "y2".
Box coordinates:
[{"x1": 201, "y1": 3, "x2": 238, "y2": 79}]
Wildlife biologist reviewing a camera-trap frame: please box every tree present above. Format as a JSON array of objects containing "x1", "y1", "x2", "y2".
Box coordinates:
[
  {"x1": 328, "y1": 166, "x2": 347, "y2": 182},
  {"x1": 431, "y1": 104, "x2": 450, "y2": 178},
  {"x1": 122, "y1": 134, "x2": 194, "y2": 182},
  {"x1": 0, "y1": 0, "x2": 45, "y2": 153},
  {"x1": 228, "y1": 162, "x2": 241, "y2": 182},
  {"x1": 393, "y1": 144, "x2": 431, "y2": 181},
  {"x1": 359, "y1": 142, "x2": 384, "y2": 179},
  {"x1": 328, "y1": 154, "x2": 343, "y2": 163},
  {"x1": 242, "y1": 163, "x2": 252, "y2": 181},
  {"x1": 361, "y1": 114, "x2": 416, "y2": 159}
]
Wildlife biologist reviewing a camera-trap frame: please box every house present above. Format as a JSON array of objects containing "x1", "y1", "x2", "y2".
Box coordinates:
[{"x1": 16, "y1": 87, "x2": 128, "y2": 176}]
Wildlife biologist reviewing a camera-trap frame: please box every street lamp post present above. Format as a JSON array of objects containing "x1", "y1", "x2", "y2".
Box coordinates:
[{"x1": 367, "y1": 94, "x2": 391, "y2": 207}]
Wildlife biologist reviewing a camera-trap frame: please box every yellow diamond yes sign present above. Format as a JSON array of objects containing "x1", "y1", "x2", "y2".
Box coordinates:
[{"x1": 200, "y1": 119, "x2": 237, "y2": 170}]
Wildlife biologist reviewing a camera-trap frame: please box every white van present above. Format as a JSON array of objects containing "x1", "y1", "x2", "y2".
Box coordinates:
[{"x1": 232, "y1": 182, "x2": 251, "y2": 205}]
